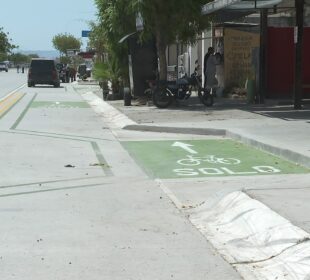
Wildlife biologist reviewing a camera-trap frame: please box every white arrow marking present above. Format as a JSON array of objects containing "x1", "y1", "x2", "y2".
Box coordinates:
[{"x1": 172, "y1": 142, "x2": 198, "y2": 154}]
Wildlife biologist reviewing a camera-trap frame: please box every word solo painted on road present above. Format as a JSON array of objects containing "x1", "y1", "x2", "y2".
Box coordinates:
[
  {"x1": 123, "y1": 140, "x2": 309, "y2": 179},
  {"x1": 174, "y1": 154, "x2": 281, "y2": 176}
]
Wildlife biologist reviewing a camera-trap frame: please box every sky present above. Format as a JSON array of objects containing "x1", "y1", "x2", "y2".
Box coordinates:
[{"x1": 1, "y1": 0, "x2": 97, "y2": 51}]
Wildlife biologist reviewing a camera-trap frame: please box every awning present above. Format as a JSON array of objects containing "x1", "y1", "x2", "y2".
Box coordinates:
[{"x1": 202, "y1": 0, "x2": 283, "y2": 15}]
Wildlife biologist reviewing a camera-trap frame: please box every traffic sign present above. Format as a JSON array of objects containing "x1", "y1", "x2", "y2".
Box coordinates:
[{"x1": 82, "y1": 30, "x2": 91, "y2": 37}]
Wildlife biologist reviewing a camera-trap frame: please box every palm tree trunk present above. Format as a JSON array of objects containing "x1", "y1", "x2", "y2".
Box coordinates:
[{"x1": 155, "y1": 29, "x2": 167, "y2": 81}]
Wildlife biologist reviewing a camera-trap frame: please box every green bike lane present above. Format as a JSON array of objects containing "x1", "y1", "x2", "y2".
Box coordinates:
[{"x1": 122, "y1": 139, "x2": 310, "y2": 179}]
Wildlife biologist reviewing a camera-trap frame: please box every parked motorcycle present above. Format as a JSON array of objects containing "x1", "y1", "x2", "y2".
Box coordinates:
[
  {"x1": 191, "y1": 69, "x2": 215, "y2": 107},
  {"x1": 152, "y1": 69, "x2": 214, "y2": 108}
]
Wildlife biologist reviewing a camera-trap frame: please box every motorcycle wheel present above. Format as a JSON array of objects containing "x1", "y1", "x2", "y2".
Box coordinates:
[
  {"x1": 153, "y1": 87, "x2": 172, "y2": 108},
  {"x1": 198, "y1": 88, "x2": 214, "y2": 107}
]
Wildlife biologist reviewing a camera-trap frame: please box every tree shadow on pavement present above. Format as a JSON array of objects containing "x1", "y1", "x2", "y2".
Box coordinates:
[{"x1": 243, "y1": 105, "x2": 310, "y2": 121}]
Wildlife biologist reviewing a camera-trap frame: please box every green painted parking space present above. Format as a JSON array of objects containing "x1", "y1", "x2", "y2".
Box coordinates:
[
  {"x1": 122, "y1": 139, "x2": 310, "y2": 179},
  {"x1": 31, "y1": 101, "x2": 90, "y2": 109}
]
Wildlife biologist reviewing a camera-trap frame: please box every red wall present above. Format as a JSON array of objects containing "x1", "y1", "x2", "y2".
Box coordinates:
[
  {"x1": 303, "y1": 28, "x2": 310, "y2": 90},
  {"x1": 267, "y1": 27, "x2": 310, "y2": 99}
]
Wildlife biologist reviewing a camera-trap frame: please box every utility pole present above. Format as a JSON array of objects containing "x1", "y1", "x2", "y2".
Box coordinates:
[
  {"x1": 294, "y1": 0, "x2": 304, "y2": 109},
  {"x1": 259, "y1": 9, "x2": 268, "y2": 104}
]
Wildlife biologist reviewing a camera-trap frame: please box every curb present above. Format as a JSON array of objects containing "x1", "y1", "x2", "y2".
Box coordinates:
[
  {"x1": 226, "y1": 131, "x2": 310, "y2": 168},
  {"x1": 124, "y1": 123, "x2": 310, "y2": 169},
  {"x1": 124, "y1": 124, "x2": 226, "y2": 136},
  {"x1": 79, "y1": 91, "x2": 136, "y2": 129},
  {"x1": 84, "y1": 91, "x2": 310, "y2": 168}
]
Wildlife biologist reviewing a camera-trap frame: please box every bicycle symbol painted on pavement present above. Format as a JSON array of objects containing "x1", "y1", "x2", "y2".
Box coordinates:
[
  {"x1": 177, "y1": 155, "x2": 241, "y2": 166},
  {"x1": 170, "y1": 141, "x2": 282, "y2": 177}
]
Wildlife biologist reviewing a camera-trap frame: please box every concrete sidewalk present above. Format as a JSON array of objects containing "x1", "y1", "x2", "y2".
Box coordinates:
[{"x1": 88, "y1": 84, "x2": 310, "y2": 168}]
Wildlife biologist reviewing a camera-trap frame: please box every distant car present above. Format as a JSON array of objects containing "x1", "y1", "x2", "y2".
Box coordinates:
[
  {"x1": 85, "y1": 63, "x2": 92, "y2": 77},
  {"x1": 0, "y1": 62, "x2": 9, "y2": 72},
  {"x1": 78, "y1": 63, "x2": 91, "y2": 80},
  {"x1": 77, "y1": 64, "x2": 87, "y2": 79},
  {"x1": 28, "y1": 58, "x2": 60, "y2": 87}
]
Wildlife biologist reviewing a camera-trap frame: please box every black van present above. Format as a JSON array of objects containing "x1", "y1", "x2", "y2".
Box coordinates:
[{"x1": 28, "y1": 59, "x2": 60, "y2": 87}]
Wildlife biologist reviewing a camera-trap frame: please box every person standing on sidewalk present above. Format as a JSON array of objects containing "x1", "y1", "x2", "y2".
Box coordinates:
[
  {"x1": 203, "y1": 47, "x2": 214, "y2": 88},
  {"x1": 215, "y1": 52, "x2": 224, "y2": 97},
  {"x1": 204, "y1": 47, "x2": 218, "y2": 94}
]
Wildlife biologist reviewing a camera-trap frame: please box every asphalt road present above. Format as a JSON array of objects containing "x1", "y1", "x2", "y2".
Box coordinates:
[{"x1": 0, "y1": 68, "x2": 27, "y2": 99}]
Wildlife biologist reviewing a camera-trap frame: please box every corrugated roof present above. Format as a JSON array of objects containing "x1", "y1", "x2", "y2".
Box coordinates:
[{"x1": 202, "y1": 0, "x2": 283, "y2": 15}]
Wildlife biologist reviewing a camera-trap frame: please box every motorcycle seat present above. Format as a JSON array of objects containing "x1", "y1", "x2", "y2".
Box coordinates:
[{"x1": 176, "y1": 78, "x2": 189, "y2": 86}]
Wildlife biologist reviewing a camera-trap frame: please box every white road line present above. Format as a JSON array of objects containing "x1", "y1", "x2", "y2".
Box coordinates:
[
  {"x1": 0, "y1": 83, "x2": 26, "y2": 102},
  {"x1": 155, "y1": 178, "x2": 184, "y2": 209}
]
